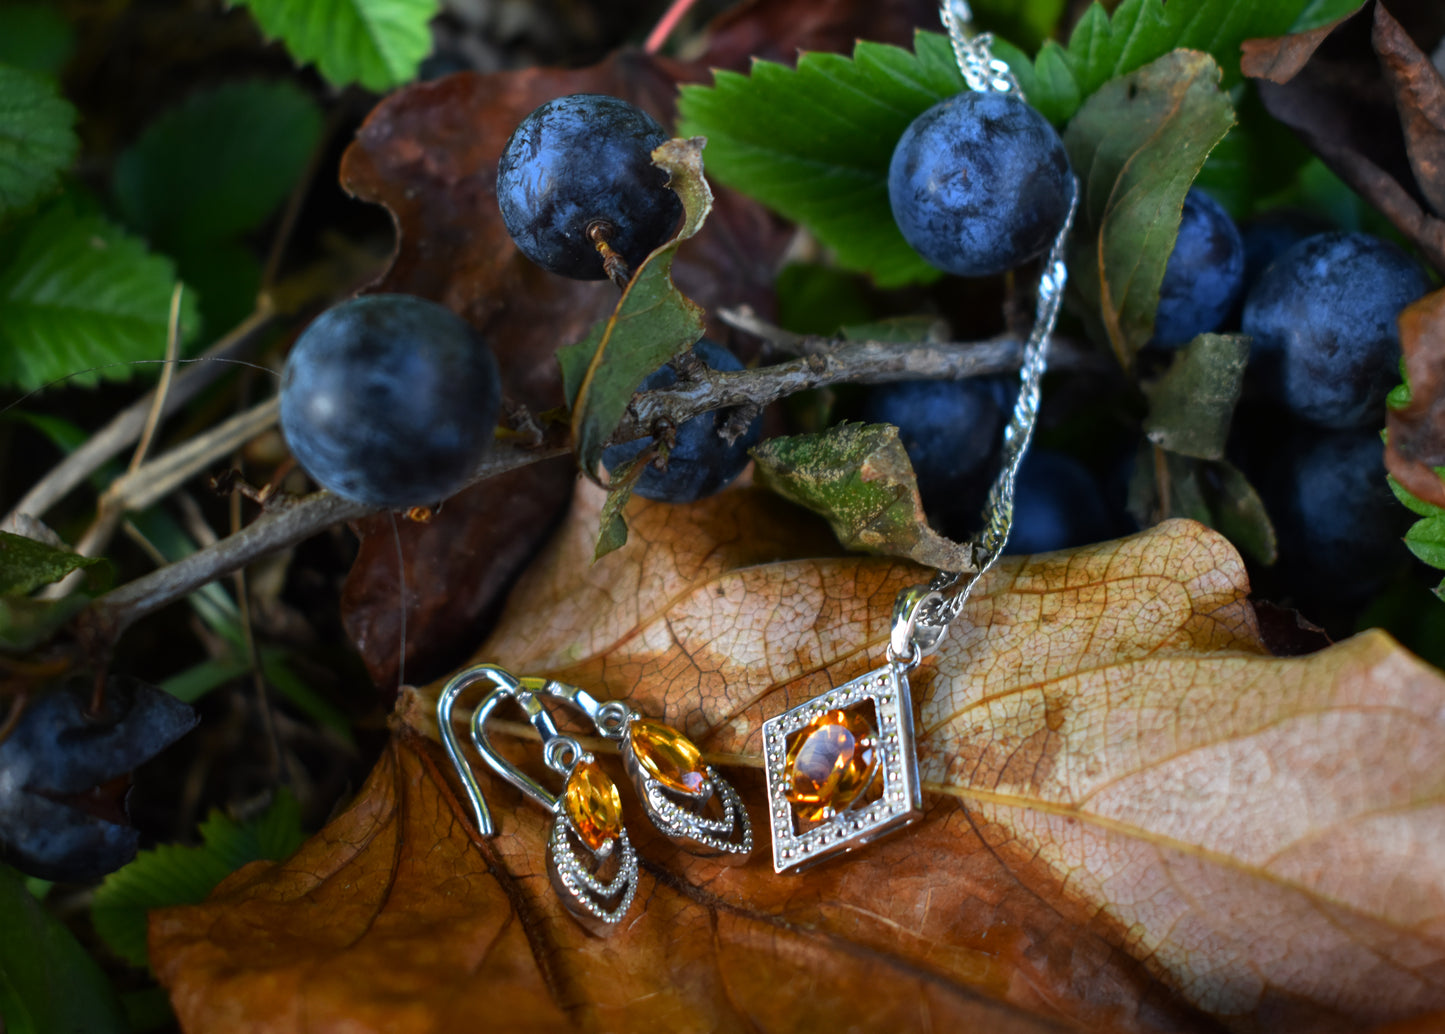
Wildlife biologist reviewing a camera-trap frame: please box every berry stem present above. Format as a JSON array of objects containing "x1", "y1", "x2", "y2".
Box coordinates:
[{"x1": 588, "y1": 220, "x2": 633, "y2": 290}]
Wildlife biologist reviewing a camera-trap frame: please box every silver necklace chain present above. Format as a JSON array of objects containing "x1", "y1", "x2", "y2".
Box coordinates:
[{"x1": 890, "y1": 1, "x2": 1078, "y2": 658}]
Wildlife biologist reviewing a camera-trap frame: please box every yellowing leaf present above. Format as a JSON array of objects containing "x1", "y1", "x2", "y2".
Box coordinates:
[{"x1": 151, "y1": 486, "x2": 1445, "y2": 1031}]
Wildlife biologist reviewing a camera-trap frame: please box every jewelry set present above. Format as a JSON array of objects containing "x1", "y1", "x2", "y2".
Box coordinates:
[{"x1": 437, "y1": 0, "x2": 1077, "y2": 932}]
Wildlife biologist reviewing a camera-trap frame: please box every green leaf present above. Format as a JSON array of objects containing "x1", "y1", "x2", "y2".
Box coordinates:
[
  {"x1": 0, "y1": 866, "x2": 127, "y2": 1034},
  {"x1": 1006, "y1": 0, "x2": 1319, "y2": 122},
  {"x1": 561, "y1": 138, "x2": 711, "y2": 481},
  {"x1": 1063, "y1": 50, "x2": 1235, "y2": 367},
  {"x1": 752, "y1": 422, "x2": 974, "y2": 570},
  {"x1": 775, "y1": 264, "x2": 876, "y2": 335},
  {"x1": 0, "y1": 199, "x2": 199, "y2": 391},
  {"x1": 677, "y1": 33, "x2": 965, "y2": 287},
  {"x1": 91, "y1": 791, "x2": 306, "y2": 969},
  {"x1": 1389, "y1": 475, "x2": 1445, "y2": 519},
  {"x1": 1127, "y1": 446, "x2": 1277, "y2": 565},
  {"x1": 0, "y1": 4, "x2": 75, "y2": 78},
  {"x1": 0, "y1": 530, "x2": 108, "y2": 595},
  {"x1": 591, "y1": 449, "x2": 652, "y2": 560},
  {"x1": 0, "y1": 63, "x2": 77, "y2": 217},
  {"x1": 115, "y1": 80, "x2": 322, "y2": 251},
  {"x1": 1290, "y1": 0, "x2": 1366, "y2": 32},
  {"x1": 1142, "y1": 333, "x2": 1250, "y2": 460},
  {"x1": 232, "y1": 0, "x2": 438, "y2": 92},
  {"x1": 1405, "y1": 516, "x2": 1445, "y2": 570}
]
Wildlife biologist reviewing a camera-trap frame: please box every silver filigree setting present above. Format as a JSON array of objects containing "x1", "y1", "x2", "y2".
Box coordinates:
[
  {"x1": 547, "y1": 812, "x2": 639, "y2": 931},
  {"x1": 618, "y1": 725, "x2": 753, "y2": 856},
  {"x1": 761, "y1": 664, "x2": 923, "y2": 873}
]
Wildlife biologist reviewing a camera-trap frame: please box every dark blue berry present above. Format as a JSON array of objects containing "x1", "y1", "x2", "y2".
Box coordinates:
[
  {"x1": 1238, "y1": 209, "x2": 1332, "y2": 287},
  {"x1": 888, "y1": 91, "x2": 1072, "y2": 277},
  {"x1": 862, "y1": 377, "x2": 1013, "y2": 533},
  {"x1": 601, "y1": 340, "x2": 762, "y2": 503},
  {"x1": 1257, "y1": 425, "x2": 1407, "y2": 602},
  {"x1": 497, "y1": 94, "x2": 683, "y2": 281},
  {"x1": 280, "y1": 294, "x2": 501, "y2": 509},
  {"x1": 1003, "y1": 449, "x2": 1113, "y2": 555},
  {"x1": 0, "y1": 678, "x2": 196, "y2": 881},
  {"x1": 1243, "y1": 232, "x2": 1429, "y2": 428},
  {"x1": 1152, "y1": 189, "x2": 1245, "y2": 347}
]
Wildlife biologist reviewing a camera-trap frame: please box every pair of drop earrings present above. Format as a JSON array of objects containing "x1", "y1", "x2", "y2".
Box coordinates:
[{"x1": 435, "y1": 649, "x2": 926, "y2": 932}]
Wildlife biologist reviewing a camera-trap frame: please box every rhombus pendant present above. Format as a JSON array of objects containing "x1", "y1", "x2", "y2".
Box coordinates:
[{"x1": 761, "y1": 663, "x2": 924, "y2": 873}]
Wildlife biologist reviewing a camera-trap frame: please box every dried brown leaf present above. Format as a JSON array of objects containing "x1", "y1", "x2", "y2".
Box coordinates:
[
  {"x1": 1387, "y1": 287, "x2": 1445, "y2": 507},
  {"x1": 154, "y1": 487, "x2": 1445, "y2": 1031},
  {"x1": 1242, "y1": 2, "x2": 1445, "y2": 273}
]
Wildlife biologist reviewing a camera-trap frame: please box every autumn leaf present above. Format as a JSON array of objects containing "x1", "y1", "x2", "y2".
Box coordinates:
[
  {"x1": 152, "y1": 487, "x2": 1445, "y2": 1031},
  {"x1": 1388, "y1": 287, "x2": 1445, "y2": 509},
  {"x1": 1242, "y1": 1, "x2": 1445, "y2": 274}
]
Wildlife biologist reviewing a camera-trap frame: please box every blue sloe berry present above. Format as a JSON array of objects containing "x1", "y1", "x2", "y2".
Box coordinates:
[
  {"x1": 1003, "y1": 449, "x2": 1113, "y2": 555},
  {"x1": 888, "y1": 91, "x2": 1073, "y2": 277},
  {"x1": 280, "y1": 294, "x2": 501, "y2": 509},
  {"x1": 1152, "y1": 189, "x2": 1245, "y2": 347},
  {"x1": 601, "y1": 340, "x2": 762, "y2": 503},
  {"x1": 1257, "y1": 424, "x2": 1407, "y2": 603},
  {"x1": 1242, "y1": 232, "x2": 1429, "y2": 428},
  {"x1": 0, "y1": 678, "x2": 196, "y2": 881},
  {"x1": 497, "y1": 94, "x2": 683, "y2": 281},
  {"x1": 1238, "y1": 209, "x2": 1333, "y2": 287},
  {"x1": 862, "y1": 376, "x2": 1013, "y2": 534}
]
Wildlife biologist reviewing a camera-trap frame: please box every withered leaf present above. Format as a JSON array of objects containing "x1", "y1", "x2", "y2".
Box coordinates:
[
  {"x1": 335, "y1": 54, "x2": 791, "y2": 687},
  {"x1": 155, "y1": 486, "x2": 1445, "y2": 1031},
  {"x1": 1387, "y1": 286, "x2": 1445, "y2": 508},
  {"x1": 1243, "y1": 1, "x2": 1445, "y2": 274}
]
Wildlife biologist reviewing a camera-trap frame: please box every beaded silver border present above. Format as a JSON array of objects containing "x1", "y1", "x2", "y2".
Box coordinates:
[
  {"x1": 546, "y1": 815, "x2": 639, "y2": 929},
  {"x1": 634, "y1": 763, "x2": 753, "y2": 855},
  {"x1": 761, "y1": 664, "x2": 923, "y2": 873}
]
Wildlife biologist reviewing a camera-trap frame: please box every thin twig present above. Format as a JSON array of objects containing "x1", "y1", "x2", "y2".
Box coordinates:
[
  {"x1": 75, "y1": 332, "x2": 1108, "y2": 647},
  {"x1": 130, "y1": 284, "x2": 186, "y2": 475},
  {"x1": 4, "y1": 303, "x2": 278, "y2": 527}
]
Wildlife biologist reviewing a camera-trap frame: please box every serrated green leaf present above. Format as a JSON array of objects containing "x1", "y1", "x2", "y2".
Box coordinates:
[
  {"x1": 1389, "y1": 475, "x2": 1445, "y2": 519},
  {"x1": 677, "y1": 33, "x2": 964, "y2": 287},
  {"x1": 0, "y1": 866, "x2": 127, "y2": 1034},
  {"x1": 0, "y1": 530, "x2": 108, "y2": 595},
  {"x1": 1063, "y1": 50, "x2": 1235, "y2": 367},
  {"x1": 1405, "y1": 516, "x2": 1445, "y2": 570},
  {"x1": 1142, "y1": 333, "x2": 1250, "y2": 460},
  {"x1": 1006, "y1": 0, "x2": 1318, "y2": 123},
  {"x1": 563, "y1": 138, "x2": 710, "y2": 482},
  {"x1": 752, "y1": 422, "x2": 974, "y2": 570},
  {"x1": 0, "y1": 200, "x2": 199, "y2": 391},
  {"x1": 0, "y1": 63, "x2": 77, "y2": 217},
  {"x1": 115, "y1": 80, "x2": 322, "y2": 251},
  {"x1": 232, "y1": 0, "x2": 438, "y2": 92},
  {"x1": 0, "y1": 4, "x2": 75, "y2": 78},
  {"x1": 91, "y1": 791, "x2": 305, "y2": 969}
]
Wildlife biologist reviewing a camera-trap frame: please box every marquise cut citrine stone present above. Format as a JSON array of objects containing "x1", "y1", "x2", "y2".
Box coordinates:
[
  {"x1": 563, "y1": 760, "x2": 624, "y2": 851},
  {"x1": 784, "y1": 707, "x2": 878, "y2": 822},
  {"x1": 629, "y1": 718, "x2": 709, "y2": 795}
]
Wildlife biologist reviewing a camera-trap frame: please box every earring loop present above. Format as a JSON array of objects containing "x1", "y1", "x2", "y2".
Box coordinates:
[{"x1": 436, "y1": 663, "x2": 640, "y2": 933}]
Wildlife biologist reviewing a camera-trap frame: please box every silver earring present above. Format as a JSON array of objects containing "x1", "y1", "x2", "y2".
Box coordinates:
[
  {"x1": 437, "y1": 664, "x2": 639, "y2": 933},
  {"x1": 521, "y1": 676, "x2": 752, "y2": 858}
]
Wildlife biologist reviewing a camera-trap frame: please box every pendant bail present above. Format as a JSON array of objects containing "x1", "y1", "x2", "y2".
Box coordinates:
[{"x1": 889, "y1": 585, "x2": 947, "y2": 667}]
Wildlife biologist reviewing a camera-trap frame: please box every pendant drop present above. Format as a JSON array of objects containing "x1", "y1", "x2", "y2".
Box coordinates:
[{"x1": 761, "y1": 664, "x2": 923, "y2": 873}]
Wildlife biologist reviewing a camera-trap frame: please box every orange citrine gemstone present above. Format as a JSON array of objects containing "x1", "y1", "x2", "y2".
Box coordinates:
[
  {"x1": 563, "y1": 761, "x2": 624, "y2": 851},
  {"x1": 629, "y1": 718, "x2": 709, "y2": 795},
  {"x1": 784, "y1": 708, "x2": 878, "y2": 822}
]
